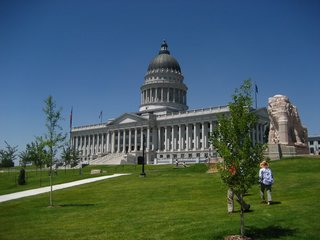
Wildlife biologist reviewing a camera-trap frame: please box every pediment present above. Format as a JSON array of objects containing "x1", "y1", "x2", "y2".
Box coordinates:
[
  {"x1": 119, "y1": 118, "x2": 137, "y2": 124},
  {"x1": 107, "y1": 113, "x2": 146, "y2": 126}
]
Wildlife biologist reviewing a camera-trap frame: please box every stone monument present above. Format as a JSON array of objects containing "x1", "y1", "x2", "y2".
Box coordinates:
[{"x1": 267, "y1": 94, "x2": 309, "y2": 159}]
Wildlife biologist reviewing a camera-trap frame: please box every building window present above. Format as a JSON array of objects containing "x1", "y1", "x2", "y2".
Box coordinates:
[
  {"x1": 188, "y1": 153, "x2": 192, "y2": 158},
  {"x1": 167, "y1": 154, "x2": 170, "y2": 159},
  {"x1": 310, "y1": 141, "x2": 314, "y2": 145},
  {"x1": 196, "y1": 153, "x2": 200, "y2": 157}
]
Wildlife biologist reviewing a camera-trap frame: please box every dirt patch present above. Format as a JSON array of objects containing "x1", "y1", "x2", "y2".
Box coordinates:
[
  {"x1": 224, "y1": 235, "x2": 253, "y2": 240},
  {"x1": 207, "y1": 163, "x2": 219, "y2": 173}
]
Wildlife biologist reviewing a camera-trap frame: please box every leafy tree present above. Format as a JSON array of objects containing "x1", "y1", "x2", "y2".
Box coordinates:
[
  {"x1": 61, "y1": 145, "x2": 72, "y2": 174},
  {"x1": 0, "y1": 141, "x2": 18, "y2": 168},
  {"x1": 61, "y1": 144, "x2": 81, "y2": 174},
  {"x1": 42, "y1": 96, "x2": 66, "y2": 206},
  {"x1": 209, "y1": 79, "x2": 266, "y2": 237},
  {"x1": 19, "y1": 149, "x2": 32, "y2": 167},
  {"x1": 26, "y1": 138, "x2": 48, "y2": 186}
]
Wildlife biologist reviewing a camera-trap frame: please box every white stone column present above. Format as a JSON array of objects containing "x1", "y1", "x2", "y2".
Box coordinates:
[
  {"x1": 88, "y1": 135, "x2": 91, "y2": 156},
  {"x1": 161, "y1": 88, "x2": 164, "y2": 102},
  {"x1": 122, "y1": 129, "x2": 126, "y2": 153},
  {"x1": 155, "y1": 88, "x2": 158, "y2": 102},
  {"x1": 134, "y1": 128, "x2": 138, "y2": 152},
  {"x1": 158, "y1": 127, "x2": 161, "y2": 151},
  {"x1": 178, "y1": 125, "x2": 182, "y2": 151},
  {"x1": 186, "y1": 124, "x2": 189, "y2": 151},
  {"x1": 79, "y1": 136, "x2": 82, "y2": 154},
  {"x1": 147, "y1": 127, "x2": 150, "y2": 151},
  {"x1": 111, "y1": 131, "x2": 115, "y2": 153},
  {"x1": 181, "y1": 124, "x2": 185, "y2": 150},
  {"x1": 171, "y1": 125, "x2": 177, "y2": 152},
  {"x1": 202, "y1": 122, "x2": 205, "y2": 150},
  {"x1": 101, "y1": 133, "x2": 104, "y2": 153},
  {"x1": 164, "y1": 126, "x2": 168, "y2": 151},
  {"x1": 154, "y1": 127, "x2": 158, "y2": 151},
  {"x1": 117, "y1": 131, "x2": 121, "y2": 153},
  {"x1": 74, "y1": 136, "x2": 78, "y2": 150},
  {"x1": 106, "y1": 132, "x2": 110, "y2": 153},
  {"x1": 204, "y1": 122, "x2": 209, "y2": 149},
  {"x1": 92, "y1": 135, "x2": 95, "y2": 155},
  {"x1": 141, "y1": 127, "x2": 144, "y2": 151},
  {"x1": 194, "y1": 123, "x2": 197, "y2": 150},
  {"x1": 128, "y1": 129, "x2": 132, "y2": 152}
]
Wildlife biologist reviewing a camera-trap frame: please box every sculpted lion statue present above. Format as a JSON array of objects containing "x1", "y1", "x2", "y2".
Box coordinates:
[{"x1": 268, "y1": 95, "x2": 308, "y2": 146}]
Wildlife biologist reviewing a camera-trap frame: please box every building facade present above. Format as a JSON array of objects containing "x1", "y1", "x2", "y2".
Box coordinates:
[
  {"x1": 308, "y1": 136, "x2": 320, "y2": 155},
  {"x1": 71, "y1": 41, "x2": 269, "y2": 165}
]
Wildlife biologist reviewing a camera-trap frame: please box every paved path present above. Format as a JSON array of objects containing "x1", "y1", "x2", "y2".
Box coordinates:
[{"x1": 0, "y1": 173, "x2": 130, "y2": 203}]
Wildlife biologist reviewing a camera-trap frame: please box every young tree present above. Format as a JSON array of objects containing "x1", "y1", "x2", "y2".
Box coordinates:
[
  {"x1": 42, "y1": 96, "x2": 66, "y2": 206},
  {"x1": 61, "y1": 144, "x2": 81, "y2": 174},
  {"x1": 26, "y1": 138, "x2": 49, "y2": 186},
  {"x1": 0, "y1": 141, "x2": 18, "y2": 168},
  {"x1": 209, "y1": 79, "x2": 266, "y2": 237},
  {"x1": 61, "y1": 145, "x2": 72, "y2": 174},
  {"x1": 19, "y1": 149, "x2": 30, "y2": 168}
]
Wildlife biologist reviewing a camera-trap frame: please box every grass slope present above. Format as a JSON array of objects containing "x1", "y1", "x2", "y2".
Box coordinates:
[{"x1": 0, "y1": 157, "x2": 320, "y2": 239}]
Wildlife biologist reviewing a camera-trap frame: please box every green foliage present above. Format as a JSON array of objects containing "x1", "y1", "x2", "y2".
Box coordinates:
[
  {"x1": 42, "y1": 96, "x2": 66, "y2": 206},
  {"x1": 61, "y1": 145, "x2": 80, "y2": 168},
  {"x1": 42, "y1": 96, "x2": 66, "y2": 161},
  {"x1": 19, "y1": 150, "x2": 31, "y2": 167},
  {"x1": 209, "y1": 79, "x2": 266, "y2": 236},
  {"x1": 210, "y1": 79, "x2": 265, "y2": 195},
  {"x1": 26, "y1": 138, "x2": 49, "y2": 169},
  {"x1": 0, "y1": 141, "x2": 17, "y2": 168}
]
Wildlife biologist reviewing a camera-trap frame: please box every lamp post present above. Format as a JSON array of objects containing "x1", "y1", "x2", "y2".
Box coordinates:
[{"x1": 140, "y1": 133, "x2": 146, "y2": 177}]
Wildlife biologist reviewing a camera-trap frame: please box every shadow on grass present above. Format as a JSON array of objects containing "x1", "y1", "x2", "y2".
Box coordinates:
[
  {"x1": 246, "y1": 225, "x2": 297, "y2": 239},
  {"x1": 59, "y1": 203, "x2": 95, "y2": 207}
]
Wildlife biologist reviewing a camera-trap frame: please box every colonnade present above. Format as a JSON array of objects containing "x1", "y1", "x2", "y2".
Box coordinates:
[
  {"x1": 72, "y1": 121, "x2": 215, "y2": 158},
  {"x1": 72, "y1": 121, "x2": 267, "y2": 161},
  {"x1": 141, "y1": 87, "x2": 187, "y2": 105}
]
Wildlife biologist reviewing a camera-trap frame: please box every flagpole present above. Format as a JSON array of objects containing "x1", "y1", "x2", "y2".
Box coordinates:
[
  {"x1": 255, "y1": 84, "x2": 258, "y2": 109},
  {"x1": 69, "y1": 107, "x2": 73, "y2": 146},
  {"x1": 99, "y1": 111, "x2": 103, "y2": 124}
]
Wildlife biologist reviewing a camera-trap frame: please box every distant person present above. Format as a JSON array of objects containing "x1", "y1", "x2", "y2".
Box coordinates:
[
  {"x1": 175, "y1": 159, "x2": 179, "y2": 167},
  {"x1": 259, "y1": 160, "x2": 274, "y2": 205}
]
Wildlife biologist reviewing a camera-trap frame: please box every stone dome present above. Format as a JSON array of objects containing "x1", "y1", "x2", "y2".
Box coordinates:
[{"x1": 147, "y1": 41, "x2": 181, "y2": 73}]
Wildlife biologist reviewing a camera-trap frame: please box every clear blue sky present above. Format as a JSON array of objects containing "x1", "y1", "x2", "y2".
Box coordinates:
[{"x1": 1, "y1": 0, "x2": 319, "y2": 156}]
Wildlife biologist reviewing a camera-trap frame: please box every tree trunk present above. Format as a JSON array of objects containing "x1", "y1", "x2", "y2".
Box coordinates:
[{"x1": 240, "y1": 194, "x2": 245, "y2": 236}]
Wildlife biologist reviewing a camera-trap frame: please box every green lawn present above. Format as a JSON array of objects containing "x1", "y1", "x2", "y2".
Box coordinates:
[{"x1": 0, "y1": 157, "x2": 320, "y2": 239}]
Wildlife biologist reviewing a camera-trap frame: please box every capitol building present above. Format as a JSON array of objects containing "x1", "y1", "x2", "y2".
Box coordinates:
[{"x1": 71, "y1": 41, "x2": 269, "y2": 165}]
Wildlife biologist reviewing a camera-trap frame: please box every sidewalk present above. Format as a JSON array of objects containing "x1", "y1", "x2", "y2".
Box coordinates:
[{"x1": 0, "y1": 173, "x2": 130, "y2": 203}]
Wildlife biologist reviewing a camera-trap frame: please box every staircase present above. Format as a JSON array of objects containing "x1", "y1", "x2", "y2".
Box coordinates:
[{"x1": 89, "y1": 153, "x2": 129, "y2": 165}]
